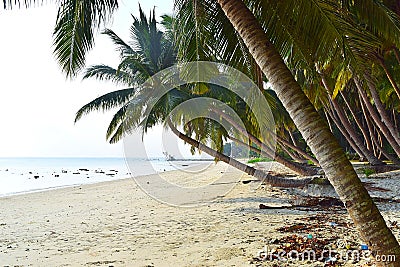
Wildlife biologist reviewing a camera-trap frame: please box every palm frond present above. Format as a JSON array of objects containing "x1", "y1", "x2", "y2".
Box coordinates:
[
  {"x1": 116, "y1": 56, "x2": 152, "y2": 84},
  {"x1": 108, "y1": 121, "x2": 126, "y2": 144},
  {"x1": 102, "y1": 28, "x2": 134, "y2": 57},
  {"x1": 2, "y1": 0, "x2": 44, "y2": 9},
  {"x1": 106, "y1": 105, "x2": 126, "y2": 141},
  {"x1": 129, "y1": 5, "x2": 164, "y2": 72},
  {"x1": 106, "y1": 95, "x2": 148, "y2": 141},
  {"x1": 52, "y1": 0, "x2": 118, "y2": 77},
  {"x1": 351, "y1": 0, "x2": 400, "y2": 49},
  {"x1": 74, "y1": 87, "x2": 135, "y2": 122},
  {"x1": 249, "y1": 0, "x2": 382, "y2": 76},
  {"x1": 83, "y1": 64, "x2": 133, "y2": 85}
]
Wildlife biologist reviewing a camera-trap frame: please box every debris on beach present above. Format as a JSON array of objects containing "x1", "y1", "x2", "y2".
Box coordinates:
[
  {"x1": 289, "y1": 197, "x2": 345, "y2": 210},
  {"x1": 258, "y1": 197, "x2": 345, "y2": 212},
  {"x1": 277, "y1": 213, "x2": 351, "y2": 234},
  {"x1": 362, "y1": 182, "x2": 391, "y2": 192},
  {"x1": 259, "y1": 203, "x2": 292, "y2": 209},
  {"x1": 242, "y1": 180, "x2": 256, "y2": 184}
]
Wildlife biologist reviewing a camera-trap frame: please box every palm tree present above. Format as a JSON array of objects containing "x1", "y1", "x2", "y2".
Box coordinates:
[
  {"x1": 210, "y1": 0, "x2": 400, "y2": 261},
  {"x1": 75, "y1": 7, "x2": 176, "y2": 140}
]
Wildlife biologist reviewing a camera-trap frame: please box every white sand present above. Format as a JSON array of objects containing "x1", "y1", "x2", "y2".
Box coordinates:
[{"x1": 0, "y1": 162, "x2": 399, "y2": 267}]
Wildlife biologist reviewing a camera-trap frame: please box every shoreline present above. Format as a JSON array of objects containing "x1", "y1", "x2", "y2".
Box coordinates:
[
  {"x1": 0, "y1": 177, "x2": 135, "y2": 199},
  {"x1": 0, "y1": 158, "x2": 216, "y2": 198}
]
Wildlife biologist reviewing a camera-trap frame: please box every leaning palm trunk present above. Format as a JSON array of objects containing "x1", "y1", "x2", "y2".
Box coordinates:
[
  {"x1": 211, "y1": 109, "x2": 318, "y2": 175},
  {"x1": 276, "y1": 134, "x2": 319, "y2": 166},
  {"x1": 360, "y1": 98, "x2": 400, "y2": 164},
  {"x1": 216, "y1": 0, "x2": 400, "y2": 262},
  {"x1": 324, "y1": 104, "x2": 367, "y2": 159},
  {"x1": 356, "y1": 78, "x2": 400, "y2": 158},
  {"x1": 330, "y1": 98, "x2": 383, "y2": 164},
  {"x1": 279, "y1": 142, "x2": 307, "y2": 162},
  {"x1": 318, "y1": 70, "x2": 383, "y2": 165},
  {"x1": 228, "y1": 135, "x2": 315, "y2": 174},
  {"x1": 166, "y1": 119, "x2": 312, "y2": 187},
  {"x1": 364, "y1": 72, "x2": 400, "y2": 148},
  {"x1": 340, "y1": 91, "x2": 373, "y2": 151}
]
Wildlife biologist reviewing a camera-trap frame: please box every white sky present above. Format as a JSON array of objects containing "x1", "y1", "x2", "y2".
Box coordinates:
[{"x1": 0, "y1": 0, "x2": 182, "y2": 158}]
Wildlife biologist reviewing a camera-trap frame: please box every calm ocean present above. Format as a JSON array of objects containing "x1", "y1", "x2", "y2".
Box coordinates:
[{"x1": 0, "y1": 157, "x2": 209, "y2": 197}]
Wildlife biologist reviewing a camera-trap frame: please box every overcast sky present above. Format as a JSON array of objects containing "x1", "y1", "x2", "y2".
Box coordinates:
[{"x1": 0, "y1": 1, "x2": 179, "y2": 158}]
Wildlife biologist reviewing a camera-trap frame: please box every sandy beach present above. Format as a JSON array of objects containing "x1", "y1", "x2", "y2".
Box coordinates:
[{"x1": 1, "y1": 162, "x2": 400, "y2": 267}]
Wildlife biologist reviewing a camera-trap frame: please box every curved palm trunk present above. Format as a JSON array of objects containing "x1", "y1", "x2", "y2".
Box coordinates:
[
  {"x1": 330, "y1": 98, "x2": 382, "y2": 164},
  {"x1": 364, "y1": 72, "x2": 400, "y2": 147},
  {"x1": 279, "y1": 142, "x2": 307, "y2": 163},
  {"x1": 340, "y1": 91, "x2": 372, "y2": 151},
  {"x1": 318, "y1": 71, "x2": 383, "y2": 165},
  {"x1": 166, "y1": 119, "x2": 312, "y2": 187},
  {"x1": 325, "y1": 106, "x2": 366, "y2": 159},
  {"x1": 216, "y1": 0, "x2": 400, "y2": 262},
  {"x1": 211, "y1": 107, "x2": 318, "y2": 165},
  {"x1": 393, "y1": 109, "x2": 400, "y2": 133},
  {"x1": 276, "y1": 135, "x2": 319, "y2": 166},
  {"x1": 356, "y1": 78, "x2": 400, "y2": 158},
  {"x1": 324, "y1": 110, "x2": 334, "y2": 133},
  {"x1": 360, "y1": 98, "x2": 400, "y2": 164},
  {"x1": 211, "y1": 109, "x2": 318, "y2": 175},
  {"x1": 228, "y1": 135, "x2": 315, "y2": 175},
  {"x1": 288, "y1": 129, "x2": 298, "y2": 147}
]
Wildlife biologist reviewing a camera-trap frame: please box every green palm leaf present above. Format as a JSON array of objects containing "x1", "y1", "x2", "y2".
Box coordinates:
[
  {"x1": 351, "y1": 0, "x2": 400, "y2": 48},
  {"x1": 83, "y1": 65, "x2": 133, "y2": 85},
  {"x1": 52, "y1": 0, "x2": 118, "y2": 77},
  {"x1": 74, "y1": 87, "x2": 135, "y2": 123},
  {"x1": 102, "y1": 28, "x2": 134, "y2": 56}
]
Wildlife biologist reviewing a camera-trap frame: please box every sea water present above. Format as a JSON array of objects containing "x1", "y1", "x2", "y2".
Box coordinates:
[{"x1": 0, "y1": 157, "x2": 210, "y2": 197}]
